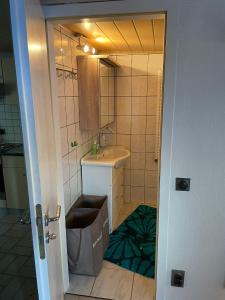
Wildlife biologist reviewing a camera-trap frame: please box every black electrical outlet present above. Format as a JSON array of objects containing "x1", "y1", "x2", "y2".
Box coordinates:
[
  {"x1": 171, "y1": 270, "x2": 185, "y2": 287},
  {"x1": 176, "y1": 178, "x2": 190, "y2": 191}
]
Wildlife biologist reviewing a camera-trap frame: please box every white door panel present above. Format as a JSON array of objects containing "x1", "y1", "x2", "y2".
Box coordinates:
[{"x1": 10, "y1": 0, "x2": 64, "y2": 299}]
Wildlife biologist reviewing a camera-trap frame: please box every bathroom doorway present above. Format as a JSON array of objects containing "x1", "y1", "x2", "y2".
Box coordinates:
[{"x1": 47, "y1": 12, "x2": 166, "y2": 300}]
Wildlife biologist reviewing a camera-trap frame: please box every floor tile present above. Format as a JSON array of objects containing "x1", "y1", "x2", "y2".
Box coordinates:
[
  {"x1": 91, "y1": 267, "x2": 134, "y2": 300},
  {"x1": 0, "y1": 253, "x2": 16, "y2": 272},
  {"x1": 0, "y1": 276, "x2": 25, "y2": 300},
  {"x1": 0, "y1": 223, "x2": 12, "y2": 234},
  {"x1": 65, "y1": 295, "x2": 79, "y2": 300},
  {"x1": 12, "y1": 278, "x2": 37, "y2": 300},
  {"x1": 4, "y1": 255, "x2": 28, "y2": 275},
  {"x1": 18, "y1": 264, "x2": 36, "y2": 278},
  {"x1": 131, "y1": 273, "x2": 155, "y2": 300},
  {"x1": 0, "y1": 237, "x2": 19, "y2": 252},
  {"x1": 10, "y1": 246, "x2": 34, "y2": 256},
  {"x1": 68, "y1": 273, "x2": 95, "y2": 296},
  {"x1": 0, "y1": 274, "x2": 13, "y2": 287}
]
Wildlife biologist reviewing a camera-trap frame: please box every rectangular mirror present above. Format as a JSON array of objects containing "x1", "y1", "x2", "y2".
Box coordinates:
[{"x1": 99, "y1": 60, "x2": 115, "y2": 128}]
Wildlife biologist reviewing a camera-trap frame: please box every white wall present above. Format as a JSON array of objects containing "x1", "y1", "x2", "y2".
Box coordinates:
[{"x1": 43, "y1": 1, "x2": 225, "y2": 300}]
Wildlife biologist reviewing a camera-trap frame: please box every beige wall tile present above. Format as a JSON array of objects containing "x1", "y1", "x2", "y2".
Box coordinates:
[
  {"x1": 146, "y1": 135, "x2": 156, "y2": 152},
  {"x1": 131, "y1": 170, "x2": 145, "y2": 187},
  {"x1": 74, "y1": 97, "x2": 79, "y2": 123},
  {"x1": 71, "y1": 40, "x2": 78, "y2": 69},
  {"x1": 65, "y1": 75, "x2": 73, "y2": 97},
  {"x1": 59, "y1": 97, "x2": 66, "y2": 127},
  {"x1": 69, "y1": 149, "x2": 77, "y2": 177},
  {"x1": 117, "y1": 134, "x2": 131, "y2": 149},
  {"x1": 145, "y1": 171, "x2": 158, "y2": 187},
  {"x1": 131, "y1": 152, "x2": 146, "y2": 169},
  {"x1": 148, "y1": 75, "x2": 159, "y2": 96},
  {"x1": 63, "y1": 181, "x2": 70, "y2": 213},
  {"x1": 62, "y1": 154, "x2": 69, "y2": 184},
  {"x1": 60, "y1": 127, "x2": 68, "y2": 157},
  {"x1": 131, "y1": 116, "x2": 146, "y2": 134},
  {"x1": 61, "y1": 35, "x2": 72, "y2": 68},
  {"x1": 116, "y1": 97, "x2": 131, "y2": 116},
  {"x1": 124, "y1": 185, "x2": 131, "y2": 203},
  {"x1": 131, "y1": 134, "x2": 146, "y2": 152},
  {"x1": 145, "y1": 187, "x2": 158, "y2": 203},
  {"x1": 117, "y1": 116, "x2": 131, "y2": 134},
  {"x1": 54, "y1": 29, "x2": 63, "y2": 65},
  {"x1": 148, "y1": 53, "x2": 164, "y2": 75},
  {"x1": 147, "y1": 96, "x2": 157, "y2": 115},
  {"x1": 116, "y1": 55, "x2": 132, "y2": 76},
  {"x1": 146, "y1": 116, "x2": 156, "y2": 135},
  {"x1": 132, "y1": 76, "x2": 148, "y2": 96},
  {"x1": 116, "y1": 76, "x2": 131, "y2": 96},
  {"x1": 67, "y1": 124, "x2": 76, "y2": 152},
  {"x1": 70, "y1": 173, "x2": 78, "y2": 204},
  {"x1": 124, "y1": 169, "x2": 131, "y2": 185},
  {"x1": 73, "y1": 78, "x2": 78, "y2": 96},
  {"x1": 132, "y1": 55, "x2": 148, "y2": 76},
  {"x1": 57, "y1": 70, "x2": 65, "y2": 96},
  {"x1": 104, "y1": 133, "x2": 117, "y2": 146},
  {"x1": 66, "y1": 97, "x2": 75, "y2": 125},
  {"x1": 146, "y1": 153, "x2": 158, "y2": 171},
  {"x1": 100, "y1": 77, "x2": 109, "y2": 96},
  {"x1": 132, "y1": 97, "x2": 147, "y2": 115},
  {"x1": 131, "y1": 186, "x2": 145, "y2": 202}
]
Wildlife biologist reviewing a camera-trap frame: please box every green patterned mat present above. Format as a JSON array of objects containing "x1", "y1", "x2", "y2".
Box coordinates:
[{"x1": 104, "y1": 205, "x2": 157, "y2": 278}]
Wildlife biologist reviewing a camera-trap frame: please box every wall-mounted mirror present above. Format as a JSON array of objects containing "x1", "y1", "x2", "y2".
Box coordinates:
[{"x1": 99, "y1": 60, "x2": 115, "y2": 128}]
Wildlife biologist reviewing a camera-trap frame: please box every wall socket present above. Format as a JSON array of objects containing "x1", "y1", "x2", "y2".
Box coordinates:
[
  {"x1": 171, "y1": 270, "x2": 185, "y2": 287},
  {"x1": 176, "y1": 178, "x2": 190, "y2": 191}
]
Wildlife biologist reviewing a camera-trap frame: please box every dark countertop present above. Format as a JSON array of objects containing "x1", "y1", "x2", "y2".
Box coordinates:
[{"x1": 0, "y1": 143, "x2": 24, "y2": 156}]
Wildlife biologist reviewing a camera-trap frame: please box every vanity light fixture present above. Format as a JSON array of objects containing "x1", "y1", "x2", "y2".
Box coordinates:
[{"x1": 75, "y1": 32, "x2": 97, "y2": 55}]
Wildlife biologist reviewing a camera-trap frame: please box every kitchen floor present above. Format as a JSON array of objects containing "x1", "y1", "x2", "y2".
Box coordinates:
[
  {"x1": 67, "y1": 202, "x2": 157, "y2": 300},
  {"x1": 0, "y1": 208, "x2": 38, "y2": 300}
]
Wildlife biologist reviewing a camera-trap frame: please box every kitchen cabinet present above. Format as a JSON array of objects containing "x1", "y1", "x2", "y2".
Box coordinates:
[
  {"x1": 2, "y1": 155, "x2": 29, "y2": 209},
  {"x1": 77, "y1": 56, "x2": 116, "y2": 131}
]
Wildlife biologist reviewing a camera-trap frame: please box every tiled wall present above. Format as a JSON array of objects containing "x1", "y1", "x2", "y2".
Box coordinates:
[
  {"x1": 0, "y1": 101, "x2": 22, "y2": 144},
  {"x1": 54, "y1": 27, "x2": 99, "y2": 214},
  {"x1": 0, "y1": 55, "x2": 22, "y2": 144},
  {"x1": 106, "y1": 54, "x2": 163, "y2": 206}
]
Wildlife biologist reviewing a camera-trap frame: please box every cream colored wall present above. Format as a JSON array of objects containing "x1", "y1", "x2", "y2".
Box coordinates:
[
  {"x1": 106, "y1": 54, "x2": 163, "y2": 206},
  {"x1": 54, "y1": 26, "x2": 99, "y2": 214}
]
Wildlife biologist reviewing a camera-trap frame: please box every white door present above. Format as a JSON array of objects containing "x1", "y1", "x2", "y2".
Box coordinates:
[{"x1": 9, "y1": 1, "x2": 65, "y2": 299}]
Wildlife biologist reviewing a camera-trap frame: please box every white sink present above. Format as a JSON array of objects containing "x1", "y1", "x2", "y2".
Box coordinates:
[{"x1": 81, "y1": 145, "x2": 130, "y2": 168}]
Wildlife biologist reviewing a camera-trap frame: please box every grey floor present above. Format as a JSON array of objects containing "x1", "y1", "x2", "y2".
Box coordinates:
[{"x1": 0, "y1": 208, "x2": 38, "y2": 300}]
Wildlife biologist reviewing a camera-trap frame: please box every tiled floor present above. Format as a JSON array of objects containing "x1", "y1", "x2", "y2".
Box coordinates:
[
  {"x1": 67, "y1": 202, "x2": 156, "y2": 300},
  {"x1": 0, "y1": 208, "x2": 38, "y2": 300}
]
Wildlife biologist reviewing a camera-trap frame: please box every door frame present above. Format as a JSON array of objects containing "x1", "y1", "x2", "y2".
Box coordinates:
[
  {"x1": 45, "y1": 5, "x2": 178, "y2": 299},
  {"x1": 9, "y1": 2, "x2": 52, "y2": 299},
  {"x1": 9, "y1": 1, "x2": 66, "y2": 299}
]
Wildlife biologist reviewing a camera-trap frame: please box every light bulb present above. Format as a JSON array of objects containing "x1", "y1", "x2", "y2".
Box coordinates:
[
  {"x1": 83, "y1": 44, "x2": 90, "y2": 53},
  {"x1": 92, "y1": 47, "x2": 96, "y2": 54}
]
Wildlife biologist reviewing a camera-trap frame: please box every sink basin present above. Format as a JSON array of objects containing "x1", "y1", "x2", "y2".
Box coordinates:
[{"x1": 81, "y1": 146, "x2": 130, "y2": 168}]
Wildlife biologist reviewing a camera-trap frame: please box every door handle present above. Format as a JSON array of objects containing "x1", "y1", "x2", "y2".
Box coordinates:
[
  {"x1": 46, "y1": 231, "x2": 57, "y2": 243},
  {"x1": 45, "y1": 204, "x2": 61, "y2": 226}
]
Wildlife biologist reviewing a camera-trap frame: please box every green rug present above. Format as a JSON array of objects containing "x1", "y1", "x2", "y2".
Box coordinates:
[{"x1": 104, "y1": 205, "x2": 157, "y2": 278}]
